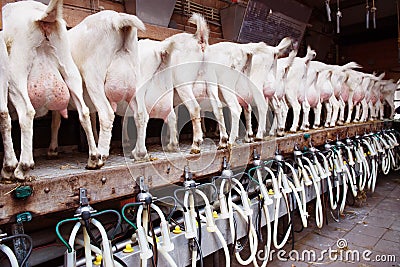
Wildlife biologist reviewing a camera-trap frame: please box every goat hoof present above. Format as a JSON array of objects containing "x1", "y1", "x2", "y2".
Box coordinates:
[
  {"x1": 12, "y1": 162, "x2": 33, "y2": 181},
  {"x1": 86, "y1": 154, "x2": 104, "y2": 169},
  {"x1": 190, "y1": 148, "x2": 201, "y2": 154},
  {"x1": 244, "y1": 137, "x2": 253, "y2": 143},
  {"x1": 130, "y1": 150, "x2": 149, "y2": 161},
  {"x1": 1, "y1": 164, "x2": 17, "y2": 180},
  {"x1": 245, "y1": 133, "x2": 254, "y2": 142},
  {"x1": 20, "y1": 162, "x2": 34, "y2": 171},
  {"x1": 220, "y1": 136, "x2": 228, "y2": 144},
  {"x1": 165, "y1": 143, "x2": 179, "y2": 152},
  {"x1": 13, "y1": 170, "x2": 26, "y2": 181},
  {"x1": 217, "y1": 144, "x2": 227, "y2": 150},
  {"x1": 337, "y1": 120, "x2": 344, "y2": 126},
  {"x1": 277, "y1": 130, "x2": 285, "y2": 137},
  {"x1": 47, "y1": 148, "x2": 59, "y2": 159},
  {"x1": 254, "y1": 136, "x2": 264, "y2": 141}
]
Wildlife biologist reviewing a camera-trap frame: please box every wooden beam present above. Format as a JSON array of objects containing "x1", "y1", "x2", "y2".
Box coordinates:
[
  {"x1": 138, "y1": 23, "x2": 225, "y2": 43},
  {"x1": 0, "y1": 121, "x2": 389, "y2": 225},
  {"x1": 62, "y1": 6, "x2": 226, "y2": 43}
]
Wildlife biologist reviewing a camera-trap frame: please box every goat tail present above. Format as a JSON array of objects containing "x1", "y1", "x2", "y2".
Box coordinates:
[
  {"x1": 118, "y1": 13, "x2": 146, "y2": 32},
  {"x1": 286, "y1": 49, "x2": 298, "y2": 66},
  {"x1": 341, "y1": 61, "x2": 362, "y2": 70},
  {"x1": 188, "y1": 13, "x2": 210, "y2": 46},
  {"x1": 273, "y1": 37, "x2": 292, "y2": 55}
]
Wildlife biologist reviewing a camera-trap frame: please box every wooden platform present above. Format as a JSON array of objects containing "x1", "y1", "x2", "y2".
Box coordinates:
[{"x1": 0, "y1": 121, "x2": 391, "y2": 225}]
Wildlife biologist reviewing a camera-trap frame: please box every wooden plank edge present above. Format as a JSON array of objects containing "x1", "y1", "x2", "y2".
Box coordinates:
[{"x1": 0, "y1": 121, "x2": 390, "y2": 224}]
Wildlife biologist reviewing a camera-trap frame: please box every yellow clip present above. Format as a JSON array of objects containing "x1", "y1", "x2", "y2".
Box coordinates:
[
  {"x1": 343, "y1": 161, "x2": 347, "y2": 165},
  {"x1": 367, "y1": 151, "x2": 371, "y2": 155},
  {"x1": 259, "y1": 194, "x2": 263, "y2": 199},
  {"x1": 268, "y1": 189, "x2": 274, "y2": 195},
  {"x1": 213, "y1": 211, "x2": 219, "y2": 218},
  {"x1": 364, "y1": 153, "x2": 367, "y2": 156},
  {"x1": 196, "y1": 221, "x2": 199, "y2": 228},
  {"x1": 329, "y1": 167, "x2": 332, "y2": 171},
  {"x1": 93, "y1": 254, "x2": 102, "y2": 266},
  {"x1": 123, "y1": 243, "x2": 134, "y2": 253},
  {"x1": 156, "y1": 236, "x2": 160, "y2": 243},
  {"x1": 172, "y1": 225, "x2": 182, "y2": 234}
]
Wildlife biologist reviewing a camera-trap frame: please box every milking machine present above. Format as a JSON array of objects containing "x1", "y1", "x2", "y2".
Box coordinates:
[
  {"x1": 7, "y1": 127, "x2": 397, "y2": 267},
  {"x1": 121, "y1": 177, "x2": 177, "y2": 267},
  {"x1": 316, "y1": 142, "x2": 340, "y2": 222},
  {"x1": 382, "y1": 129, "x2": 400, "y2": 170},
  {"x1": 248, "y1": 148, "x2": 308, "y2": 253},
  {"x1": 296, "y1": 142, "x2": 327, "y2": 228},
  {"x1": 0, "y1": 231, "x2": 32, "y2": 267},
  {"x1": 360, "y1": 132, "x2": 379, "y2": 193},
  {"x1": 173, "y1": 166, "x2": 227, "y2": 267},
  {"x1": 334, "y1": 137, "x2": 359, "y2": 199},
  {"x1": 324, "y1": 139, "x2": 349, "y2": 214},
  {"x1": 56, "y1": 188, "x2": 122, "y2": 267},
  {"x1": 351, "y1": 134, "x2": 370, "y2": 192},
  {"x1": 212, "y1": 158, "x2": 256, "y2": 267},
  {"x1": 247, "y1": 151, "x2": 274, "y2": 267}
]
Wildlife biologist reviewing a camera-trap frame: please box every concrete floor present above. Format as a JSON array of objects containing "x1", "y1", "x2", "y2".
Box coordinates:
[{"x1": 228, "y1": 171, "x2": 400, "y2": 267}]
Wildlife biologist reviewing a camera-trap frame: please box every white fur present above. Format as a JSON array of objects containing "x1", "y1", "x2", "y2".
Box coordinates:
[{"x1": 2, "y1": 0, "x2": 102, "y2": 180}]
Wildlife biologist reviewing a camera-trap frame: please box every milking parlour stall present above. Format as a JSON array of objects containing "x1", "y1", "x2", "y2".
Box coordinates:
[{"x1": 0, "y1": 0, "x2": 399, "y2": 266}]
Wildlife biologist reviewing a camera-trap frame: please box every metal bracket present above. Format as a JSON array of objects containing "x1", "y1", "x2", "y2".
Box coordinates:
[
  {"x1": 139, "y1": 176, "x2": 149, "y2": 193},
  {"x1": 221, "y1": 157, "x2": 233, "y2": 179},
  {"x1": 137, "y1": 177, "x2": 155, "y2": 204},
  {"x1": 252, "y1": 149, "x2": 261, "y2": 167},
  {"x1": 183, "y1": 166, "x2": 198, "y2": 188},
  {"x1": 75, "y1": 188, "x2": 95, "y2": 216}
]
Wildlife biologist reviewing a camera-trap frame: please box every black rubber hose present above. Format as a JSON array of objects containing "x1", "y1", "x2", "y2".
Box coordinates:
[
  {"x1": 93, "y1": 209, "x2": 122, "y2": 240},
  {"x1": 193, "y1": 237, "x2": 204, "y2": 267},
  {"x1": 289, "y1": 193, "x2": 295, "y2": 251},
  {"x1": 83, "y1": 219, "x2": 101, "y2": 249},
  {"x1": 320, "y1": 175, "x2": 328, "y2": 226},
  {"x1": 256, "y1": 197, "x2": 264, "y2": 242},
  {"x1": 2, "y1": 234, "x2": 33, "y2": 267},
  {"x1": 193, "y1": 192, "x2": 202, "y2": 248},
  {"x1": 156, "y1": 196, "x2": 177, "y2": 223},
  {"x1": 113, "y1": 254, "x2": 128, "y2": 267},
  {"x1": 279, "y1": 191, "x2": 292, "y2": 246},
  {"x1": 148, "y1": 206, "x2": 158, "y2": 267},
  {"x1": 231, "y1": 215, "x2": 238, "y2": 256},
  {"x1": 236, "y1": 215, "x2": 251, "y2": 253}
]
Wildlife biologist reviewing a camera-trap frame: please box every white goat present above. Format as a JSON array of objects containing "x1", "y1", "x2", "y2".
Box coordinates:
[
  {"x1": 0, "y1": 31, "x2": 18, "y2": 180},
  {"x1": 2, "y1": 0, "x2": 103, "y2": 180}
]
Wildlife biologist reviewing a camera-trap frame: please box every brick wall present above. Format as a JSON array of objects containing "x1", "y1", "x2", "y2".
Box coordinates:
[{"x1": 340, "y1": 38, "x2": 400, "y2": 80}]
